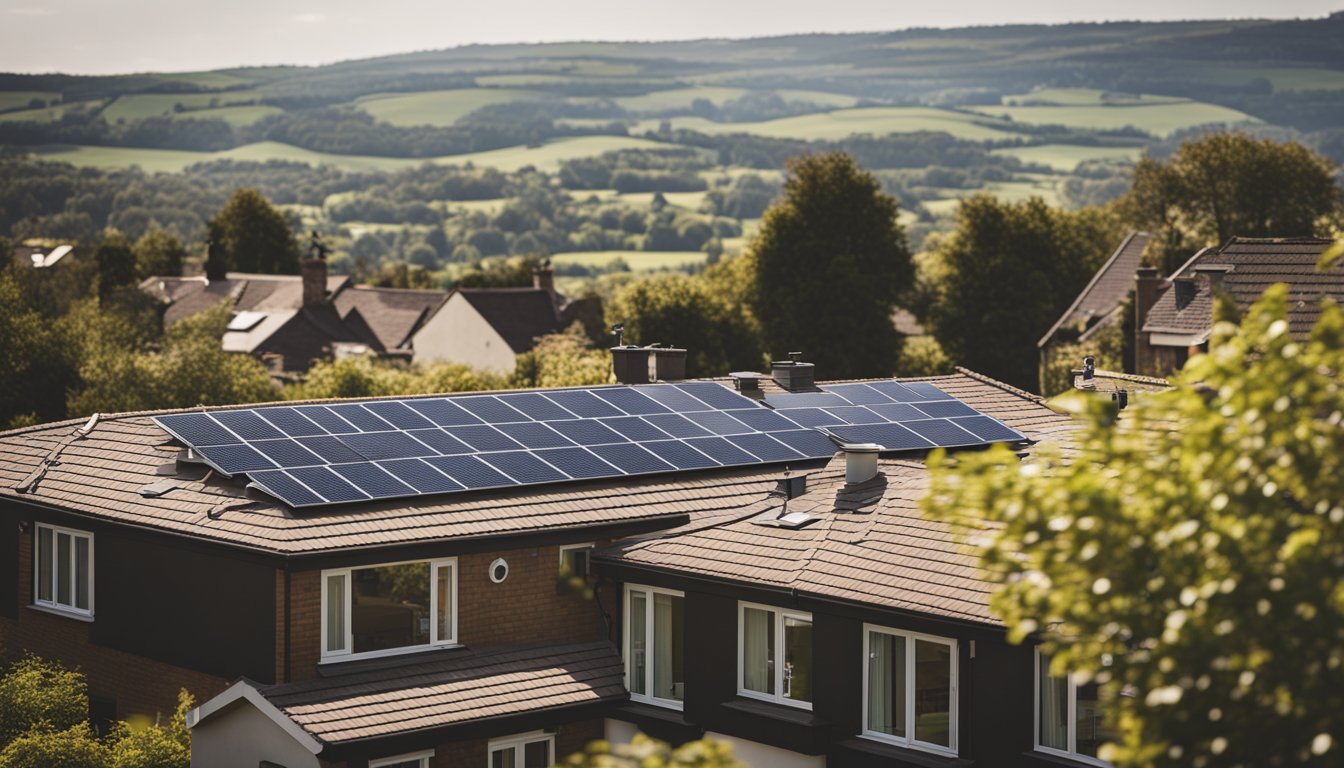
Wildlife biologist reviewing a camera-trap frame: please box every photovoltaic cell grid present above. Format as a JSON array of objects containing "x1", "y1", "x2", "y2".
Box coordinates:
[{"x1": 152, "y1": 380, "x2": 1026, "y2": 508}]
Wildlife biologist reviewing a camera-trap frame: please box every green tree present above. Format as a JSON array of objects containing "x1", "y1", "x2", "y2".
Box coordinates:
[
  {"x1": 133, "y1": 230, "x2": 187, "y2": 279},
  {"x1": 95, "y1": 230, "x2": 137, "y2": 303},
  {"x1": 0, "y1": 726, "x2": 106, "y2": 768},
  {"x1": 1122, "y1": 132, "x2": 1341, "y2": 272},
  {"x1": 749, "y1": 152, "x2": 913, "y2": 378},
  {"x1": 105, "y1": 690, "x2": 193, "y2": 768},
  {"x1": 206, "y1": 189, "x2": 300, "y2": 275},
  {"x1": 924, "y1": 284, "x2": 1344, "y2": 767},
  {"x1": 0, "y1": 656, "x2": 87, "y2": 747},
  {"x1": 0, "y1": 273, "x2": 74, "y2": 427},
  {"x1": 925, "y1": 196, "x2": 1121, "y2": 392},
  {"x1": 514, "y1": 324, "x2": 612, "y2": 388},
  {"x1": 562, "y1": 733, "x2": 746, "y2": 767}
]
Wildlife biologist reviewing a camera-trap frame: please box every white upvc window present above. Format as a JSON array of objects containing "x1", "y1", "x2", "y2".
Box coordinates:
[
  {"x1": 861, "y1": 624, "x2": 958, "y2": 757},
  {"x1": 488, "y1": 730, "x2": 554, "y2": 768},
  {"x1": 624, "y1": 584, "x2": 685, "y2": 709},
  {"x1": 320, "y1": 558, "x2": 457, "y2": 662},
  {"x1": 558, "y1": 543, "x2": 593, "y2": 594},
  {"x1": 34, "y1": 524, "x2": 94, "y2": 618},
  {"x1": 369, "y1": 750, "x2": 433, "y2": 768},
  {"x1": 1034, "y1": 649, "x2": 1115, "y2": 766},
  {"x1": 737, "y1": 601, "x2": 813, "y2": 709}
]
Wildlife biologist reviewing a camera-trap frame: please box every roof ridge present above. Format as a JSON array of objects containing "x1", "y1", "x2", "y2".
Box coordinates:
[
  {"x1": 1037, "y1": 230, "x2": 1148, "y2": 348},
  {"x1": 951, "y1": 367, "x2": 1043, "y2": 403}
]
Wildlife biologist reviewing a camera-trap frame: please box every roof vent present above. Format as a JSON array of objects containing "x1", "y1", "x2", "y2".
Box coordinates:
[
  {"x1": 730, "y1": 371, "x2": 768, "y2": 392},
  {"x1": 651, "y1": 347, "x2": 687, "y2": 382},
  {"x1": 610, "y1": 346, "x2": 651, "y2": 384},
  {"x1": 842, "y1": 442, "x2": 882, "y2": 485},
  {"x1": 771, "y1": 352, "x2": 815, "y2": 391},
  {"x1": 1173, "y1": 277, "x2": 1197, "y2": 310}
]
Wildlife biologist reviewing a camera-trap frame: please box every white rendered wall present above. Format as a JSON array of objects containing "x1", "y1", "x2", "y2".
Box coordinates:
[
  {"x1": 190, "y1": 704, "x2": 320, "y2": 768},
  {"x1": 411, "y1": 293, "x2": 517, "y2": 372}
]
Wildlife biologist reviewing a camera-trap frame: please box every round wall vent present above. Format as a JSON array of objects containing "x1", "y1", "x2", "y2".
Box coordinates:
[{"x1": 489, "y1": 558, "x2": 509, "y2": 583}]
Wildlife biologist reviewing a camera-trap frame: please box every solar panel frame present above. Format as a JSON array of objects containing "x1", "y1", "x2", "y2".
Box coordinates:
[
  {"x1": 211, "y1": 410, "x2": 285, "y2": 441},
  {"x1": 480, "y1": 451, "x2": 569, "y2": 484},
  {"x1": 589, "y1": 443, "x2": 676, "y2": 474},
  {"x1": 289, "y1": 466, "x2": 370, "y2": 503},
  {"x1": 362, "y1": 400, "x2": 438, "y2": 430},
  {"x1": 543, "y1": 390, "x2": 624, "y2": 418},
  {"x1": 498, "y1": 392, "x2": 576, "y2": 421},
  {"x1": 247, "y1": 470, "x2": 325, "y2": 507},
  {"x1": 423, "y1": 454, "x2": 516, "y2": 489},
  {"x1": 332, "y1": 462, "x2": 417, "y2": 498},
  {"x1": 198, "y1": 443, "x2": 276, "y2": 474},
  {"x1": 254, "y1": 407, "x2": 328, "y2": 437},
  {"x1": 454, "y1": 396, "x2": 531, "y2": 424},
  {"x1": 155, "y1": 413, "x2": 238, "y2": 447},
  {"x1": 404, "y1": 398, "x2": 484, "y2": 427}
]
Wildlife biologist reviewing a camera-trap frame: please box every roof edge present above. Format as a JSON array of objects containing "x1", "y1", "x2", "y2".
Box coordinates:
[
  {"x1": 951, "y1": 366, "x2": 1044, "y2": 403},
  {"x1": 186, "y1": 678, "x2": 325, "y2": 755},
  {"x1": 1037, "y1": 231, "x2": 1147, "y2": 348}
]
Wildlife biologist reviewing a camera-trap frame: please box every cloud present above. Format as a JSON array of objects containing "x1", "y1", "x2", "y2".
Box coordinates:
[{"x1": 293, "y1": 13, "x2": 327, "y2": 23}]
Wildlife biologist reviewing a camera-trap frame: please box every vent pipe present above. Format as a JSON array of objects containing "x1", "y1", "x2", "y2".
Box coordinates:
[{"x1": 842, "y1": 443, "x2": 881, "y2": 484}]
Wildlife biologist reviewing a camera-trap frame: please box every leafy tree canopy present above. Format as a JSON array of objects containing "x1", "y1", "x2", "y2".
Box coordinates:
[
  {"x1": 924, "y1": 283, "x2": 1344, "y2": 767},
  {"x1": 0, "y1": 656, "x2": 87, "y2": 747},
  {"x1": 562, "y1": 733, "x2": 747, "y2": 767},
  {"x1": 133, "y1": 230, "x2": 187, "y2": 280},
  {"x1": 205, "y1": 188, "x2": 300, "y2": 276},
  {"x1": 749, "y1": 152, "x2": 913, "y2": 379}
]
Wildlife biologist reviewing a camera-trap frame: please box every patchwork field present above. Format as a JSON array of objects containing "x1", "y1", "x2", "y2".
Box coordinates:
[
  {"x1": 355, "y1": 88, "x2": 543, "y2": 127},
  {"x1": 101, "y1": 92, "x2": 262, "y2": 122},
  {"x1": 0, "y1": 101, "x2": 104, "y2": 123},
  {"x1": 0, "y1": 91, "x2": 60, "y2": 112},
  {"x1": 966, "y1": 101, "x2": 1259, "y2": 138},
  {"x1": 551, "y1": 250, "x2": 707, "y2": 271},
  {"x1": 999, "y1": 88, "x2": 1185, "y2": 106},
  {"x1": 632, "y1": 107, "x2": 1028, "y2": 142},
  {"x1": 991, "y1": 144, "x2": 1147, "y2": 172},
  {"x1": 613, "y1": 87, "x2": 749, "y2": 112}
]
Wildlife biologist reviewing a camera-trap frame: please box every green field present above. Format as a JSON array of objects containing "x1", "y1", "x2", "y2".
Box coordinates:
[
  {"x1": 0, "y1": 101, "x2": 103, "y2": 123},
  {"x1": 967, "y1": 101, "x2": 1258, "y2": 138},
  {"x1": 1198, "y1": 66, "x2": 1344, "y2": 91},
  {"x1": 551, "y1": 250, "x2": 706, "y2": 271},
  {"x1": 101, "y1": 92, "x2": 261, "y2": 122},
  {"x1": 991, "y1": 144, "x2": 1146, "y2": 172},
  {"x1": 775, "y1": 89, "x2": 861, "y2": 108},
  {"x1": 632, "y1": 107, "x2": 1028, "y2": 143},
  {"x1": 439, "y1": 135, "x2": 678, "y2": 172},
  {"x1": 999, "y1": 88, "x2": 1184, "y2": 106},
  {"x1": 182, "y1": 105, "x2": 283, "y2": 127},
  {"x1": 614, "y1": 191, "x2": 709, "y2": 211},
  {"x1": 614, "y1": 87, "x2": 749, "y2": 112},
  {"x1": 355, "y1": 88, "x2": 542, "y2": 127},
  {"x1": 0, "y1": 91, "x2": 60, "y2": 112}
]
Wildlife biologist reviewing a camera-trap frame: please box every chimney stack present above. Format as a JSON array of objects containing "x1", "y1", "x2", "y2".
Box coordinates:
[
  {"x1": 1134, "y1": 266, "x2": 1164, "y2": 377},
  {"x1": 533, "y1": 259, "x2": 555, "y2": 296},
  {"x1": 771, "y1": 352, "x2": 815, "y2": 391},
  {"x1": 842, "y1": 443, "x2": 882, "y2": 485},
  {"x1": 1192, "y1": 264, "x2": 1230, "y2": 294},
  {"x1": 302, "y1": 256, "x2": 328, "y2": 308},
  {"x1": 651, "y1": 347, "x2": 687, "y2": 382},
  {"x1": 611, "y1": 346, "x2": 650, "y2": 384}
]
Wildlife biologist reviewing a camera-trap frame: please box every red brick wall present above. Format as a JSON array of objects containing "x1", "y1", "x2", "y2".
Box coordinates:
[
  {"x1": 2, "y1": 529, "x2": 229, "y2": 720},
  {"x1": 289, "y1": 568, "x2": 322, "y2": 682}
]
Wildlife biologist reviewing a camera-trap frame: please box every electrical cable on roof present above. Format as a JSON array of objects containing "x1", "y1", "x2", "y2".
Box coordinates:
[{"x1": 14, "y1": 412, "x2": 101, "y2": 494}]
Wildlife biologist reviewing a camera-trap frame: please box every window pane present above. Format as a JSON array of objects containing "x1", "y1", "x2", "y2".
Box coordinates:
[
  {"x1": 74, "y1": 536, "x2": 90, "y2": 611},
  {"x1": 783, "y1": 616, "x2": 812, "y2": 703},
  {"x1": 652, "y1": 592, "x2": 684, "y2": 702},
  {"x1": 56, "y1": 532, "x2": 72, "y2": 606},
  {"x1": 867, "y1": 631, "x2": 906, "y2": 737},
  {"x1": 36, "y1": 527, "x2": 52, "y2": 602},
  {"x1": 490, "y1": 746, "x2": 514, "y2": 768},
  {"x1": 1038, "y1": 654, "x2": 1068, "y2": 750},
  {"x1": 436, "y1": 564, "x2": 454, "y2": 642},
  {"x1": 523, "y1": 740, "x2": 550, "y2": 768},
  {"x1": 1076, "y1": 680, "x2": 1118, "y2": 758},
  {"x1": 914, "y1": 639, "x2": 952, "y2": 747},
  {"x1": 629, "y1": 591, "x2": 647, "y2": 695},
  {"x1": 742, "y1": 607, "x2": 774, "y2": 694},
  {"x1": 351, "y1": 562, "x2": 431, "y2": 654},
  {"x1": 325, "y1": 574, "x2": 346, "y2": 653}
]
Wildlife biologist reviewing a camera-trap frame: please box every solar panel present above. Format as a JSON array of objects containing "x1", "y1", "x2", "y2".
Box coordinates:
[{"x1": 155, "y1": 380, "x2": 1027, "y2": 508}]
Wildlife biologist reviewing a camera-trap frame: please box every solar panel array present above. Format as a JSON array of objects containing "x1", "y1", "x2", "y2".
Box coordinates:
[{"x1": 153, "y1": 380, "x2": 1026, "y2": 508}]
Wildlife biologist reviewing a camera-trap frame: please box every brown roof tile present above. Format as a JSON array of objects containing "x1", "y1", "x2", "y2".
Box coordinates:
[
  {"x1": 456, "y1": 288, "x2": 564, "y2": 352},
  {"x1": 1039, "y1": 231, "x2": 1151, "y2": 347}
]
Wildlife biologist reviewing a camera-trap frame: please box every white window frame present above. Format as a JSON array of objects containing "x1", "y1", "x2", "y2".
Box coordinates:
[
  {"x1": 1033, "y1": 649, "x2": 1112, "y2": 767},
  {"x1": 369, "y1": 750, "x2": 433, "y2": 768},
  {"x1": 320, "y1": 557, "x2": 457, "y2": 662},
  {"x1": 623, "y1": 583, "x2": 685, "y2": 710},
  {"x1": 860, "y1": 623, "x2": 959, "y2": 757},
  {"x1": 487, "y1": 730, "x2": 555, "y2": 768},
  {"x1": 736, "y1": 601, "x2": 813, "y2": 710},
  {"x1": 33, "y1": 523, "x2": 94, "y2": 619},
  {"x1": 558, "y1": 543, "x2": 593, "y2": 576}
]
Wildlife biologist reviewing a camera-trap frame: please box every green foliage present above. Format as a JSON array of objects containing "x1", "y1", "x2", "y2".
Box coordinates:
[
  {"x1": 133, "y1": 230, "x2": 187, "y2": 279},
  {"x1": 562, "y1": 733, "x2": 747, "y2": 767},
  {"x1": 894, "y1": 335, "x2": 954, "y2": 377},
  {"x1": 924, "y1": 285, "x2": 1344, "y2": 766},
  {"x1": 514, "y1": 325, "x2": 613, "y2": 388},
  {"x1": 749, "y1": 152, "x2": 913, "y2": 378},
  {"x1": 105, "y1": 690, "x2": 192, "y2": 768},
  {"x1": 285, "y1": 357, "x2": 505, "y2": 401},
  {"x1": 0, "y1": 272, "x2": 74, "y2": 428},
  {"x1": 926, "y1": 195, "x2": 1121, "y2": 392},
  {"x1": 1122, "y1": 132, "x2": 1341, "y2": 272},
  {"x1": 206, "y1": 189, "x2": 300, "y2": 275},
  {"x1": 0, "y1": 725, "x2": 106, "y2": 768},
  {"x1": 0, "y1": 656, "x2": 87, "y2": 748},
  {"x1": 95, "y1": 231, "x2": 137, "y2": 302}
]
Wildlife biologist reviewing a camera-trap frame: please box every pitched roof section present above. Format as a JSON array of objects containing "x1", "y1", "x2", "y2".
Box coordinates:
[
  {"x1": 456, "y1": 288, "x2": 566, "y2": 352},
  {"x1": 1038, "y1": 231, "x2": 1150, "y2": 347},
  {"x1": 0, "y1": 372, "x2": 1059, "y2": 557},
  {"x1": 201, "y1": 642, "x2": 624, "y2": 748},
  {"x1": 333, "y1": 285, "x2": 444, "y2": 351},
  {"x1": 1142, "y1": 237, "x2": 1341, "y2": 340}
]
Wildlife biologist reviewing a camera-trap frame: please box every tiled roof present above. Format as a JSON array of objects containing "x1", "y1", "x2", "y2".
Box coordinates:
[
  {"x1": 0, "y1": 372, "x2": 1059, "y2": 558},
  {"x1": 334, "y1": 286, "x2": 445, "y2": 352},
  {"x1": 1073, "y1": 369, "x2": 1173, "y2": 394},
  {"x1": 456, "y1": 288, "x2": 565, "y2": 352},
  {"x1": 1039, "y1": 231, "x2": 1150, "y2": 347},
  {"x1": 244, "y1": 642, "x2": 623, "y2": 746},
  {"x1": 596, "y1": 371, "x2": 1076, "y2": 627},
  {"x1": 1142, "y1": 237, "x2": 1341, "y2": 339}
]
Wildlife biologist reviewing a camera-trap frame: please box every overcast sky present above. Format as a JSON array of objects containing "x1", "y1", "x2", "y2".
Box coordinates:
[{"x1": 4, "y1": 0, "x2": 1339, "y2": 76}]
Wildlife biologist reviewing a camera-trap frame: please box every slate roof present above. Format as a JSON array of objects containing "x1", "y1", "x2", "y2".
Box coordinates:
[
  {"x1": 333, "y1": 286, "x2": 445, "y2": 352},
  {"x1": 595, "y1": 371, "x2": 1076, "y2": 628},
  {"x1": 1142, "y1": 237, "x2": 1342, "y2": 340},
  {"x1": 254, "y1": 642, "x2": 624, "y2": 745},
  {"x1": 1038, "y1": 231, "x2": 1150, "y2": 348},
  {"x1": 0, "y1": 372, "x2": 1059, "y2": 559},
  {"x1": 455, "y1": 288, "x2": 567, "y2": 353}
]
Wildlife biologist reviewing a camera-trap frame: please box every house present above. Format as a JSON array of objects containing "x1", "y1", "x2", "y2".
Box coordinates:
[
  {"x1": 12, "y1": 240, "x2": 75, "y2": 269},
  {"x1": 1134, "y1": 236, "x2": 1342, "y2": 377},
  {"x1": 410, "y1": 264, "x2": 603, "y2": 374},
  {"x1": 3, "y1": 339, "x2": 1122, "y2": 766},
  {"x1": 1037, "y1": 231, "x2": 1150, "y2": 387}
]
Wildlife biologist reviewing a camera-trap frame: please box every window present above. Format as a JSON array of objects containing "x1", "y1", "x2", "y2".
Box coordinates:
[
  {"x1": 557, "y1": 543, "x2": 593, "y2": 594},
  {"x1": 321, "y1": 558, "x2": 456, "y2": 661},
  {"x1": 738, "y1": 602, "x2": 812, "y2": 709},
  {"x1": 34, "y1": 524, "x2": 93, "y2": 617},
  {"x1": 862, "y1": 625, "x2": 958, "y2": 756},
  {"x1": 1035, "y1": 650, "x2": 1118, "y2": 765},
  {"x1": 370, "y1": 751, "x2": 432, "y2": 768},
  {"x1": 488, "y1": 731, "x2": 553, "y2": 768},
  {"x1": 625, "y1": 585, "x2": 685, "y2": 708}
]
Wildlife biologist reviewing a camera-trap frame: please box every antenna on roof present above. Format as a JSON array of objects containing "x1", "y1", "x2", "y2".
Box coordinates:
[{"x1": 611, "y1": 323, "x2": 624, "y2": 347}]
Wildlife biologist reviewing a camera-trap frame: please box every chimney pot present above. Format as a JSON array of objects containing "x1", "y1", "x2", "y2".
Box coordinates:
[{"x1": 842, "y1": 443, "x2": 881, "y2": 484}]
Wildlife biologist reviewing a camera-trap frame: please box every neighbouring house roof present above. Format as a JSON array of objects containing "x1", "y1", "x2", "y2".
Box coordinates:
[
  {"x1": 1038, "y1": 231, "x2": 1150, "y2": 348},
  {"x1": 1072, "y1": 369, "x2": 1173, "y2": 394},
  {"x1": 454, "y1": 288, "x2": 568, "y2": 353},
  {"x1": 333, "y1": 285, "x2": 445, "y2": 352},
  {"x1": 189, "y1": 642, "x2": 624, "y2": 753},
  {"x1": 0, "y1": 371, "x2": 1062, "y2": 558},
  {"x1": 1141, "y1": 237, "x2": 1342, "y2": 342}
]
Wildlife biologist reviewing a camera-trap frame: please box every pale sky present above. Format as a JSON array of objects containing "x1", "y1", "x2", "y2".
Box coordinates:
[{"x1": 3, "y1": 0, "x2": 1340, "y2": 76}]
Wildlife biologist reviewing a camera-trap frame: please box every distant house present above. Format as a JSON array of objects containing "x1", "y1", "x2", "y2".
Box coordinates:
[
  {"x1": 1134, "y1": 236, "x2": 1342, "y2": 376},
  {"x1": 12, "y1": 240, "x2": 75, "y2": 269},
  {"x1": 411, "y1": 264, "x2": 602, "y2": 373},
  {"x1": 1037, "y1": 231, "x2": 1150, "y2": 381}
]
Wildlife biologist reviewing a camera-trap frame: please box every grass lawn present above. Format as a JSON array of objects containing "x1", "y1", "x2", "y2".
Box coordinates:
[
  {"x1": 355, "y1": 88, "x2": 542, "y2": 127},
  {"x1": 551, "y1": 250, "x2": 706, "y2": 271},
  {"x1": 991, "y1": 144, "x2": 1146, "y2": 172},
  {"x1": 966, "y1": 101, "x2": 1258, "y2": 138},
  {"x1": 632, "y1": 107, "x2": 1027, "y2": 143}
]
